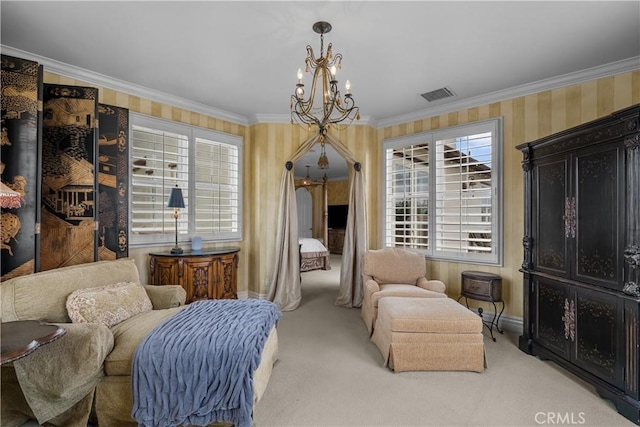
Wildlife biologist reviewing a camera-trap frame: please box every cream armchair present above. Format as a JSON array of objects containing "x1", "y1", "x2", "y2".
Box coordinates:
[{"x1": 361, "y1": 247, "x2": 447, "y2": 334}]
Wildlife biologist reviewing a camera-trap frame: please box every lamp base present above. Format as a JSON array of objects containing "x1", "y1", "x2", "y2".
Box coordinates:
[{"x1": 170, "y1": 247, "x2": 183, "y2": 254}]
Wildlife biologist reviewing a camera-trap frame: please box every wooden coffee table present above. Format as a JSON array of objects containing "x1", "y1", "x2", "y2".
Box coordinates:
[{"x1": 1, "y1": 320, "x2": 66, "y2": 365}]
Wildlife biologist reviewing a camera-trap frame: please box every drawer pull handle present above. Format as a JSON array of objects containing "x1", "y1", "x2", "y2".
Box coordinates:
[{"x1": 562, "y1": 298, "x2": 575, "y2": 342}]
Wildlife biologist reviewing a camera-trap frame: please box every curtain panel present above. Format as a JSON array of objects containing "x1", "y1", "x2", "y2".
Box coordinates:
[{"x1": 267, "y1": 132, "x2": 367, "y2": 311}]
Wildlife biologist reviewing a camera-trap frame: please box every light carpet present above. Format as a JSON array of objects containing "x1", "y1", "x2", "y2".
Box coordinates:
[
  {"x1": 252, "y1": 255, "x2": 632, "y2": 427},
  {"x1": 18, "y1": 255, "x2": 633, "y2": 427}
]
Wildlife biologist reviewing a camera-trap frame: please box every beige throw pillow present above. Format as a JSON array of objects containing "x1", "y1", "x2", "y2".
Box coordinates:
[{"x1": 66, "y1": 282, "x2": 153, "y2": 328}]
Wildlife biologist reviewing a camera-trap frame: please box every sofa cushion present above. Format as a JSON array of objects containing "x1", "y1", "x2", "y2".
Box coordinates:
[
  {"x1": 1, "y1": 258, "x2": 142, "y2": 323},
  {"x1": 105, "y1": 307, "x2": 185, "y2": 376},
  {"x1": 66, "y1": 282, "x2": 153, "y2": 328},
  {"x1": 377, "y1": 297, "x2": 482, "y2": 334},
  {"x1": 372, "y1": 284, "x2": 447, "y2": 307}
]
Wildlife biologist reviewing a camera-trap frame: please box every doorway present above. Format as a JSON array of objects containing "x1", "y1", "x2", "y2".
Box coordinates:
[{"x1": 296, "y1": 187, "x2": 312, "y2": 238}]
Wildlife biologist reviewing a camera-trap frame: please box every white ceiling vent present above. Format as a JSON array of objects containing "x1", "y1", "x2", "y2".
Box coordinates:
[{"x1": 420, "y1": 87, "x2": 455, "y2": 102}]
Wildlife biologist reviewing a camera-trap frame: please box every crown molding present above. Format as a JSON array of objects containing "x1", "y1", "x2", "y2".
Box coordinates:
[
  {"x1": 1, "y1": 44, "x2": 250, "y2": 127},
  {"x1": 4, "y1": 45, "x2": 636, "y2": 130},
  {"x1": 377, "y1": 56, "x2": 640, "y2": 128},
  {"x1": 249, "y1": 114, "x2": 288, "y2": 125},
  {"x1": 250, "y1": 113, "x2": 376, "y2": 127}
]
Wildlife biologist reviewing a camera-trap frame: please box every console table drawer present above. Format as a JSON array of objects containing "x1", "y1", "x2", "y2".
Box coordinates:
[{"x1": 461, "y1": 271, "x2": 502, "y2": 302}]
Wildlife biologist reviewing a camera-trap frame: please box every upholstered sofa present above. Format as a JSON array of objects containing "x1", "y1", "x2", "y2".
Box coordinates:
[
  {"x1": 361, "y1": 247, "x2": 447, "y2": 334},
  {"x1": 0, "y1": 258, "x2": 279, "y2": 427}
]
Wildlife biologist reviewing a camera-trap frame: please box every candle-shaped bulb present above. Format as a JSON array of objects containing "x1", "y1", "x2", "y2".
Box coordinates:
[
  {"x1": 345, "y1": 80, "x2": 351, "y2": 95},
  {"x1": 330, "y1": 65, "x2": 337, "y2": 77},
  {"x1": 297, "y1": 68, "x2": 303, "y2": 82}
]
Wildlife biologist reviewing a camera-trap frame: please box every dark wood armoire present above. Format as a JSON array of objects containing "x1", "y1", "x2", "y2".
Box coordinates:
[{"x1": 517, "y1": 104, "x2": 640, "y2": 425}]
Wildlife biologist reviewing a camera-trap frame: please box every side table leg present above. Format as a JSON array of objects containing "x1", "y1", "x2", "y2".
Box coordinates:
[
  {"x1": 494, "y1": 301, "x2": 505, "y2": 334},
  {"x1": 478, "y1": 307, "x2": 496, "y2": 342}
]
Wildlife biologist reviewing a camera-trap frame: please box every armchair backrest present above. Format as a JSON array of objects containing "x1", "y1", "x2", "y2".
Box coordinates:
[{"x1": 362, "y1": 247, "x2": 426, "y2": 285}]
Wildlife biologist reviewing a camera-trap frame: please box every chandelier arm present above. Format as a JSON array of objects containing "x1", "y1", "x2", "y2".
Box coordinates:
[
  {"x1": 329, "y1": 53, "x2": 342, "y2": 70},
  {"x1": 332, "y1": 95, "x2": 355, "y2": 115},
  {"x1": 292, "y1": 66, "x2": 324, "y2": 128}
]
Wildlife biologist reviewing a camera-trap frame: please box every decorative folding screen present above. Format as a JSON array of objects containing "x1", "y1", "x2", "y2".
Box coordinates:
[
  {"x1": 40, "y1": 83, "x2": 98, "y2": 270},
  {"x1": 98, "y1": 104, "x2": 129, "y2": 260},
  {"x1": 0, "y1": 55, "x2": 42, "y2": 280}
]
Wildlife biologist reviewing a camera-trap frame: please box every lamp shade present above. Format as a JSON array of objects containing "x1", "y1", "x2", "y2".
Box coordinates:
[{"x1": 167, "y1": 186, "x2": 185, "y2": 208}]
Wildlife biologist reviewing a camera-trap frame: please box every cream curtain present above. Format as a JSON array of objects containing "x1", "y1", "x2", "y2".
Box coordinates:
[{"x1": 267, "y1": 132, "x2": 367, "y2": 311}]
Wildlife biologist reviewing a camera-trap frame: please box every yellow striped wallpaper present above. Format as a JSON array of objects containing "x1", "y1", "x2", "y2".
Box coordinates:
[
  {"x1": 327, "y1": 180, "x2": 350, "y2": 205},
  {"x1": 41, "y1": 72, "x2": 250, "y2": 290},
  {"x1": 246, "y1": 123, "x2": 379, "y2": 295},
  {"x1": 42, "y1": 69, "x2": 640, "y2": 320},
  {"x1": 380, "y1": 70, "x2": 640, "y2": 318}
]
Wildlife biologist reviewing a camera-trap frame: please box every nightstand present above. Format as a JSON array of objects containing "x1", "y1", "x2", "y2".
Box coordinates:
[{"x1": 458, "y1": 270, "x2": 504, "y2": 342}]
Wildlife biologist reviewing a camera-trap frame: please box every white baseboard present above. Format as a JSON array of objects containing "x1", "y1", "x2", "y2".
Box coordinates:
[{"x1": 468, "y1": 308, "x2": 523, "y2": 334}]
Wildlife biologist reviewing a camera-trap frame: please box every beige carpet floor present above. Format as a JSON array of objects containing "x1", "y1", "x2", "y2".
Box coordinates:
[
  {"x1": 18, "y1": 255, "x2": 634, "y2": 427},
  {"x1": 252, "y1": 255, "x2": 633, "y2": 427}
]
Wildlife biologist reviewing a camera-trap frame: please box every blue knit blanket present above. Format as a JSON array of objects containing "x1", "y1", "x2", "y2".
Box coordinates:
[{"x1": 131, "y1": 299, "x2": 281, "y2": 427}]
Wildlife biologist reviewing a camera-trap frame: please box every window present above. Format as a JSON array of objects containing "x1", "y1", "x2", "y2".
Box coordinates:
[
  {"x1": 383, "y1": 118, "x2": 502, "y2": 265},
  {"x1": 130, "y1": 114, "x2": 242, "y2": 246}
]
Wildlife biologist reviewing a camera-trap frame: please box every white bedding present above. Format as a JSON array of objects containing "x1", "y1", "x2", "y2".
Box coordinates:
[{"x1": 299, "y1": 237, "x2": 329, "y2": 253}]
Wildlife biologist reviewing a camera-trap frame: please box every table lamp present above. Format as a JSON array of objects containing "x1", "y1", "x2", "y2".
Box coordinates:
[{"x1": 167, "y1": 184, "x2": 185, "y2": 254}]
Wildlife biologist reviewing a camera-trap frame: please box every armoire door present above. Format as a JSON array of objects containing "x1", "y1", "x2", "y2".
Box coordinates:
[
  {"x1": 573, "y1": 143, "x2": 625, "y2": 291},
  {"x1": 573, "y1": 287, "x2": 623, "y2": 388},
  {"x1": 534, "y1": 277, "x2": 571, "y2": 360},
  {"x1": 532, "y1": 157, "x2": 571, "y2": 278}
]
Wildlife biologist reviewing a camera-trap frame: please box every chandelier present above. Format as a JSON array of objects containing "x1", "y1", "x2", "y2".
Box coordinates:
[
  {"x1": 317, "y1": 143, "x2": 329, "y2": 169},
  {"x1": 291, "y1": 21, "x2": 360, "y2": 138},
  {"x1": 301, "y1": 165, "x2": 313, "y2": 187}
]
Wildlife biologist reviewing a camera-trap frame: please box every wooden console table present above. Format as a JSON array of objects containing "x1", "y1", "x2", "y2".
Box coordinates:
[
  {"x1": 1, "y1": 320, "x2": 66, "y2": 365},
  {"x1": 149, "y1": 248, "x2": 239, "y2": 302}
]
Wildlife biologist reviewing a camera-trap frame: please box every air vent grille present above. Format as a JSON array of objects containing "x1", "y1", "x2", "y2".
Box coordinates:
[{"x1": 421, "y1": 87, "x2": 455, "y2": 102}]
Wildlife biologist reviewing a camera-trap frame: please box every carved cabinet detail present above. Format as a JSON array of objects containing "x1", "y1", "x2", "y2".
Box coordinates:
[
  {"x1": 149, "y1": 248, "x2": 239, "y2": 302},
  {"x1": 517, "y1": 105, "x2": 639, "y2": 425}
]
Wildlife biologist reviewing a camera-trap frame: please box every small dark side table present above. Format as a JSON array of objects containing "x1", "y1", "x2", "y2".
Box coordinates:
[
  {"x1": 1, "y1": 320, "x2": 66, "y2": 365},
  {"x1": 458, "y1": 271, "x2": 504, "y2": 342}
]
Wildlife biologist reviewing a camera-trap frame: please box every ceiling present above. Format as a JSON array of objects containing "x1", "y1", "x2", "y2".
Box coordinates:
[{"x1": 2, "y1": 1, "x2": 639, "y2": 181}]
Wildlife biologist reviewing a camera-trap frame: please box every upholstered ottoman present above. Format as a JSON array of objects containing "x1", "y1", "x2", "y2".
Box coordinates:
[{"x1": 371, "y1": 297, "x2": 485, "y2": 372}]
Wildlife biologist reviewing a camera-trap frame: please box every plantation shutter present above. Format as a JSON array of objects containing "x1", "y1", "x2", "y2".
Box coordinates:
[
  {"x1": 131, "y1": 126, "x2": 189, "y2": 239},
  {"x1": 194, "y1": 136, "x2": 240, "y2": 236},
  {"x1": 434, "y1": 132, "x2": 493, "y2": 255},
  {"x1": 384, "y1": 143, "x2": 429, "y2": 250}
]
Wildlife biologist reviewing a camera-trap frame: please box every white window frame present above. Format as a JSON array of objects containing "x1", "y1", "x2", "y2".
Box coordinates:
[
  {"x1": 382, "y1": 118, "x2": 503, "y2": 265},
  {"x1": 129, "y1": 113, "x2": 243, "y2": 247}
]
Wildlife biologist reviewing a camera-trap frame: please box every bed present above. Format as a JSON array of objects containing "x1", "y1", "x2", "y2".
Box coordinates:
[{"x1": 299, "y1": 237, "x2": 331, "y2": 272}]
